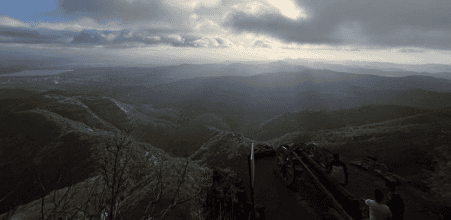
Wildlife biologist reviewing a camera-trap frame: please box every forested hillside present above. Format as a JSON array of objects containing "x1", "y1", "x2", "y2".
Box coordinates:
[{"x1": 2, "y1": 64, "x2": 451, "y2": 219}]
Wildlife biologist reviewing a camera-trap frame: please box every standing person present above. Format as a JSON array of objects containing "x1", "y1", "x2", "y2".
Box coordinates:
[
  {"x1": 326, "y1": 153, "x2": 349, "y2": 187},
  {"x1": 343, "y1": 199, "x2": 364, "y2": 220},
  {"x1": 386, "y1": 185, "x2": 405, "y2": 220},
  {"x1": 363, "y1": 189, "x2": 393, "y2": 220}
]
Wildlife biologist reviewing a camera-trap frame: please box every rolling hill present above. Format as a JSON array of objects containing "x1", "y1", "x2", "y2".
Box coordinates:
[
  {"x1": 249, "y1": 105, "x2": 434, "y2": 141},
  {"x1": 2, "y1": 63, "x2": 451, "y2": 219},
  {"x1": 2, "y1": 89, "x2": 451, "y2": 219}
]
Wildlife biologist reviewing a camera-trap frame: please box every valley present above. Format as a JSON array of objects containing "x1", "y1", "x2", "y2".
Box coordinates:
[{"x1": 1, "y1": 62, "x2": 451, "y2": 219}]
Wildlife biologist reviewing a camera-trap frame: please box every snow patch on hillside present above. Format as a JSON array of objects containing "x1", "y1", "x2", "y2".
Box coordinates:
[
  {"x1": 44, "y1": 94, "x2": 102, "y2": 121},
  {"x1": 109, "y1": 98, "x2": 129, "y2": 114}
]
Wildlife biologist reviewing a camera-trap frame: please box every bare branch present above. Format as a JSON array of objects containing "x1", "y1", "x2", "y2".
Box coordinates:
[
  {"x1": 1, "y1": 205, "x2": 18, "y2": 220},
  {"x1": 171, "y1": 159, "x2": 190, "y2": 204}
]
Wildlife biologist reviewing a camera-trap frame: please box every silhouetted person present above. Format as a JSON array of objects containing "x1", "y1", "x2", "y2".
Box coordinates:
[
  {"x1": 255, "y1": 205, "x2": 266, "y2": 220},
  {"x1": 386, "y1": 186, "x2": 405, "y2": 220},
  {"x1": 364, "y1": 189, "x2": 392, "y2": 220},
  {"x1": 442, "y1": 206, "x2": 451, "y2": 220},
  {"x1": 343, "y1": 199, "x2": 363, "y2": 220},
  {"x1": 326, "y1": 153, "x2": 349, "y2": 187}
]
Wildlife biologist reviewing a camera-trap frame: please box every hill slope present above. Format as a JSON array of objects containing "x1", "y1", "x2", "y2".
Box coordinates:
[{"x1": 250, "y1": 105, "x2": 434, "y2": 141}]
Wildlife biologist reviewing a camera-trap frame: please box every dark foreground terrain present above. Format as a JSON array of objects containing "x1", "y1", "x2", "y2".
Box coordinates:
[{"x1": 1, "y1": 64, "x2": 451, "y2": 219}]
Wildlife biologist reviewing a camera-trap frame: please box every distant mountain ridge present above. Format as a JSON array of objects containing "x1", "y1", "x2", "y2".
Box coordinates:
[
  {"x1": 146, "y1": 62, "x2": 451, "y2": 80},
  {"x1": 3, "y1": 65, "x2": 451, "y2": 135},
  {"x1": 139, "y1": 70, "x2": 451, "y2": 131},
  {"x1": 249, "y1": 105, "x2": 434, "y2": 141},
  {"x1": 4, "y1": 58, "x2": 451, "y2": 219},
  {"x1": 281, "y1": 58, "x2": 451, "y2": 73}
]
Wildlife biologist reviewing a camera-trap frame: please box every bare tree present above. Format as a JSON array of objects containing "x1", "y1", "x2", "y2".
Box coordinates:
[
  {"x1": 33, "y1": 132, "x2": 129, "y2": 220},
  {"x1": 114, "y1": 145, "x2": 213, "y2": 220},
  {"x1": 99, "y1": 124, "x2": 138, "y2": 220},
  {"x1": 32, "y1": 171, "x2": 110, "y2": 220},
  {"x1": 33, "y1": 157, "x2": 89, "y2": 220},
  {"x1": 113, "y1": 156, "x2": 204, "y2": 220},
  {"x1": 33, "y1": 156, "x2": 73, "y2": 220},
  {"x1": 1, "y1": 206, "x2": 17, "y2": 220},
  {"x1": 28, "y1": 122, "x2": 211, "y2": 220},
  {"x1": 143, "y1": 158, "x2": 198, "y2": 220},
  {"x1": 65, "y1": 176, "x2": 106, "y2": 220}
]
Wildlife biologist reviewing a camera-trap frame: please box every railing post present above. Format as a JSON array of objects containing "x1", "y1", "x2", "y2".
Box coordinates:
[
  {"x1": 248, "y1": 143, "x2": 256, "y2": 220},
  {"x1": 292, "y1": 151, "x2": 355, "y2": 220}
]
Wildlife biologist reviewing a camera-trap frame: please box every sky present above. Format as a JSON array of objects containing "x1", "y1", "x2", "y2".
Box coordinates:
[{"x1": 1, "y1": 0, "x2": 451, "y2": 66}]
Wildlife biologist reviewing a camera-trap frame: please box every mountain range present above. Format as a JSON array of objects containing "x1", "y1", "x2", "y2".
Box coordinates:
[{"x1": 2, "y1": 61, "x2": 451, "y2": 218}]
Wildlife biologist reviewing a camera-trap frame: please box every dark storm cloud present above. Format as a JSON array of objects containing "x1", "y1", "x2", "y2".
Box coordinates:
[
  {"x1": 110, "y1": 31, "x2": 206, "y2": 47},
  {"x1": 252, "y1": 40, "x2": 271, "y2": 48},
  {"x1": 9, "y1": 0, "x2": 212, "y2": 47},
  {"x1": 222, "y1": 0, "x2": 451, "y2": 50},
  {"x1": 0, "y1": 27, "x2": 73, "y2": 44},
  {"x1": 100, "y1": 31, "x2": 235, "y2": 48},
  {"x1": 0, "y1": 25, "x2": 220, "y2": 48},
  {"x1": 72, "y1": 30, "x2": 104, "y2": 45},
  {"x1": 54, "y1": 0, "x2": 188, "y2": 30},
  {"x1": 214, "y1": 38, "x2": 225, "y2": 45},
  {"x1": 0, "y1": 28, "x2": 42, "y2": 39},
  {"x1": 214, "y1": 37, "x2": 234, "y2": 47},
  {"x1": 398, "y1": 48, "x2": 427, "y2": 53},
  {"x1": 222, "y1": 10, "x2": 340, "y2": 44},
  {"x1": 220, "y1": 0, "x2": 242, "y2": 6}
]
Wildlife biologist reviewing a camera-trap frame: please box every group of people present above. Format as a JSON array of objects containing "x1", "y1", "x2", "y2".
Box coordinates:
[
  {"x1": 362, "y1": 185, "x2": 405, "y2": 220},
  {"x1": 325, "y1": 153, "x2": 349, "y2": 187},
  {"x1": 325, "y1": 153, "x2": 405, "y2": 220}
]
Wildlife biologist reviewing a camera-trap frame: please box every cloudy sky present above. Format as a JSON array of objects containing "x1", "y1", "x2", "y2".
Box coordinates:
[{"x1": 1, "y1": 0, "x2": 451, "y2": 66}]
